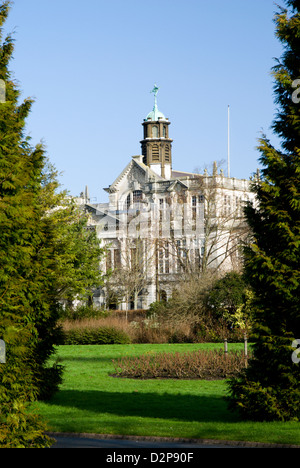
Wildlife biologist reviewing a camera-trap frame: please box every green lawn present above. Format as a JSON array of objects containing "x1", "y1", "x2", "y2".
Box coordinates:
[{"x1": 34, "y1": 343, "x2": 300, "y2": 446}]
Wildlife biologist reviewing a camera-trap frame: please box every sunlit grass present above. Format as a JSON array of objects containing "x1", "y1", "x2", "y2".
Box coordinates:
[{"x1": 34, "y1": 344, "x2": 300, "y2": 446}]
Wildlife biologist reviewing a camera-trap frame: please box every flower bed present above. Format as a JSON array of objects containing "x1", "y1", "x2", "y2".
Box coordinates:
[{"x1": 112, "y1": 348, "x2": 250, "y2": 380}]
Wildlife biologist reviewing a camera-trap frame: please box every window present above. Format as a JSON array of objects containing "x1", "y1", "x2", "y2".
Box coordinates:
[
  {"x1": 114, "y1": 249, "x2": 121, "y2": 268},
  {"x1": 126, "y1": 193, "x2": 131, "y2": 210},
  {"x1": 152, "y1": 125, "x2": 158, "y2": 138},
  {"x1": 224, "y1": 195, "x2": 231, "y2": 216},
  {"x1": 106, "y1": 250, "x2": 112, "y2": 271},
  {"x1": 133, "y1": 190, "x2": 143, "y2": 204},
  {"x1": 235, "y1": 196, "x2": 242, "y2": 216},
  {"x1": 106, "y1": 248, "x2": 121, "y2": 271},
  {"x1": 192, "y1": 195, "x2": 197, "y2": 221},
  {"x1": 158, "y1": 245, "x2": 170, "y2": 274},
  {"x1": 159, "y1": 248, "x2": 164, "y2": 274}
]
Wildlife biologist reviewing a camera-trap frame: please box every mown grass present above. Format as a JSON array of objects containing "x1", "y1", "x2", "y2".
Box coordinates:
[{"x1": 34, "y1": 343, "x2": 300, "y2": 446}]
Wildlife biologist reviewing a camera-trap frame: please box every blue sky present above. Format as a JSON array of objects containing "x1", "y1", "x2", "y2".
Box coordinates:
[{"x1": 4, "y1": 0, "x2": 284, "y2": 202}]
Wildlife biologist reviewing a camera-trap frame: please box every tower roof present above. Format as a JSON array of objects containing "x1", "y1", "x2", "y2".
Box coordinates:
[
  {"x1": 146, "y1": 107, "x2": 166, "y2": 121},
  {"x1": 145, "y1": 84, "x2": 167, "y2": 121}
]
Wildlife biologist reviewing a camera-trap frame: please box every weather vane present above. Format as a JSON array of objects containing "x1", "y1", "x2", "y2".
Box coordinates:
[{"x1": 150, "y1": 84, "x2": 159, "y2": 109}]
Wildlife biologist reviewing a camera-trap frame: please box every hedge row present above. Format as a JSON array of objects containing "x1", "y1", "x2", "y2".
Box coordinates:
[{"x1": 62, "y1": 327, "x2": 131, "y2": 345}]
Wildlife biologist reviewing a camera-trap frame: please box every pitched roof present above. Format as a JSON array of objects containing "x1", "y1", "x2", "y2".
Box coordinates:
[{"x1": 104, "y1": 156, "x2": 163, "y2": 193}]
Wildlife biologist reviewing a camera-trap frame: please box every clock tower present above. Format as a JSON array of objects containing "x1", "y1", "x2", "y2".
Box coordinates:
[{"x1": 140, "y1": 85, "x2": 173, "y2": 179}]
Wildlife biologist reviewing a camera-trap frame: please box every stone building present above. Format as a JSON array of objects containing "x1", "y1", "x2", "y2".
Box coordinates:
[{"x1": 76, "y1": 86, "x2": 255, "y2": 310}]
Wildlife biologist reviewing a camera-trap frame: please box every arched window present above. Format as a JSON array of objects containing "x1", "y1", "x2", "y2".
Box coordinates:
[
  {"x1": 152, "y1": 125, "x2": 158, "y2": 138},
  {"x1": 159, "y1": 290, "x2": 167, "y2": 302},
  {"x1": 126, "y1": 193, "x2": 131, "y2": 210},
  {"x1": 125, "y1": 191, "x2": 143, "y2": 211}
]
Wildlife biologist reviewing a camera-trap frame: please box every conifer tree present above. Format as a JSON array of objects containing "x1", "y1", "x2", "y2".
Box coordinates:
[
  {"x1": 0, "y1": 1, "x2": 104, "y2": 445},
  {"x1": 0, "y1": 0, "x2": 52, "y2": 447},
  {"x1": 228, "y1": 0, "x2": 300, "y2": 421}
]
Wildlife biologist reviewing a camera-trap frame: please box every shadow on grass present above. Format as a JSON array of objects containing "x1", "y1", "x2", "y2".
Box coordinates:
[{"x1": 47, "y1": 389, "x2": 240, "y2": 423}]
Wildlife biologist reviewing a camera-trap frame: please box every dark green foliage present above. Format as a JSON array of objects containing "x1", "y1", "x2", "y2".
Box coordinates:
[
  {"x1": 0, "y1": 0, "x2": 105, "y2": 445},
  {"x1": 205, "y1": 272, "x2": 246, "y2": 311},
  {"x1": 63, "y1": 327, "x2": 131, "y2": 345},
  {"x1": 60, "y1": 304, "x2": 109, "y2": 321},
  {"x1": 204, "y1": 272, "x2": 253, "y2": 330},
  {"x1": 228, "y1": 0, "x2": 300, "y2": 421},
  {"x1": 0, "y1": 0, "x2": 52, "y2": 446},
  {"x1": 0, "y1": 2, "x2": 63, "y2": 400},
  {"x1": 0, "y1": 323, "x2": 52, "y2": 447},
  {"x1": 0, "y1": 0, "x2": 105, "y2": 400}
]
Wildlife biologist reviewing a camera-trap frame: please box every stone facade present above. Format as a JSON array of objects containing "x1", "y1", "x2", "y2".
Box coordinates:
[{"x1": 76, "y1": 93, "x2": 255, "y2": 310}]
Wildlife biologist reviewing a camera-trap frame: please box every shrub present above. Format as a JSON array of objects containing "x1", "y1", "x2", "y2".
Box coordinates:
[
  {"x1": 60, "y1": 314, "x2": 252, "y2": 345},
  {"x1": 130, "y1": 319, "x2": 169, "y2": 344},
  {"x1": 203, "y1": 272, "x2": 254, "y2": 332},
  {"x1": 227, "y1": 1, "x2": 300, "y2": 422},
  {"x1": 0, "y1": 324, "x2": 52, "y2": 447},
  {"x1": 168, "y1": 331, "x2": 193, "y2": 344},
  {"x1": 60, "y1": 305, "x2": 109, "y2": 321},
  {"x1": 63, "y1": 326, "x2": 131, "y2": 345},
  {"x1": 112, "y1": 349, "x2": 251, "y2": 380}
]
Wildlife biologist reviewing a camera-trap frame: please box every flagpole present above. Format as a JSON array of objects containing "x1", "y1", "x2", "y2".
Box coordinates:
[{"x1": 227, "y1": 105, "x2": 230, "y2": 178}]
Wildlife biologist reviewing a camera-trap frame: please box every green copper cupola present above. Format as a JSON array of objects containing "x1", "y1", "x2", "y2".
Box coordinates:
[{"x1": 140, "y1": 85, "x2": 173, "y2": 179}]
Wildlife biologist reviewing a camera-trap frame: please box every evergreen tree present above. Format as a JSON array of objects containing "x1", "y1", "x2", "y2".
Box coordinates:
[
  {"x1": 0, "y1": 1, "x2": 104, "y2": 445},
  {"x1": 228, "y1": 0, "x2": 300, "y2": 421},
  {"x1": 26, "y1": 161, "x2": 105, "y2": 400},
  {"x1": 0, "y1": 0, "x2": 52, "y2": 447}
]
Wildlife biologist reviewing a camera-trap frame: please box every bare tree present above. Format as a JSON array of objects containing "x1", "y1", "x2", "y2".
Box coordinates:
[
  {"x1": 105, "y1": 237, "x2": 155, "y2": 310},
  {"x1": 166, "y1": 162, "x2": 252, "y2": 277},
  {"x1": 101, "y1": 162, "x2": 253, "y2": 310}
]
